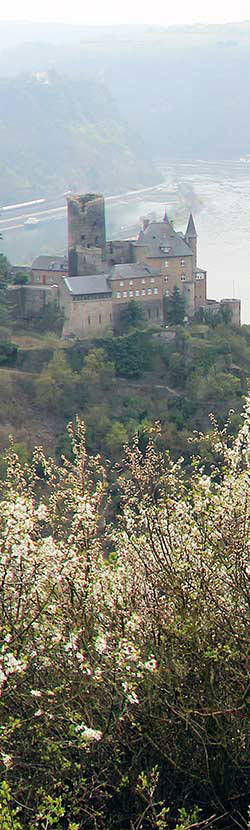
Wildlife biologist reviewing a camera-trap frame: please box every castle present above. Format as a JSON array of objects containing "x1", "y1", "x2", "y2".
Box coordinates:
[
  {"x1": 62, "y1": 192, "x2": 206, "y2": 337},
  {"x1": 26, "y1": 192, "x2": 241, "y2": 332}
]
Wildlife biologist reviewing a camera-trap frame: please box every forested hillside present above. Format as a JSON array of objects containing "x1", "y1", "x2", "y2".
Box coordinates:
[
  {"x1": 0, "y1": 315, "x2": 249, "y2": 472},
  {"x1": 0, "y1": 73, "x2": 156, "y2": 204},
  {"x1": 1, "y1": 21, "x2": 250, "y2": 160}
]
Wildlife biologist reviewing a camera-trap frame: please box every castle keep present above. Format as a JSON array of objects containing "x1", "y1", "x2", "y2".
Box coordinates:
[{"x1": 67, "y1": 194, "x2": 106, "y2": 277}]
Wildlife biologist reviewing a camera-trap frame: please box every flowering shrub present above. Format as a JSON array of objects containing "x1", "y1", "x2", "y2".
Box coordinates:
[{"x1": 0, "y1": 407, "x2": 250, "y2": 828}]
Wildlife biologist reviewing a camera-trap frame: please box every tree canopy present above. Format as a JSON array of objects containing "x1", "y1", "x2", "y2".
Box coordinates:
[{"x1": 164, "y1": 286, "x2": 186, "y2": 325}]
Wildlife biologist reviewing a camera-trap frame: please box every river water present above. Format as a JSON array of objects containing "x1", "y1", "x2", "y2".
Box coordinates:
[
  {"x1": 162, "y1": 159, "x2": 250, "y2": 324},
  {"x1": 110, "y1": 159, "x2": 250, "y2": 323}
]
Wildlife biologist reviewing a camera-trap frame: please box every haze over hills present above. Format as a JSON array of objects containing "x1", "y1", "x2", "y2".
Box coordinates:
[
  {"x1": 0, "y1": 71, "x2": 156, "y2": 205},
  {"x1": 0, "y1": 21, "x2": 250, "y2": 160}
]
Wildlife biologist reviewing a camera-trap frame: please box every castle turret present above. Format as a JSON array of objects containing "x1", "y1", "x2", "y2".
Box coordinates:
[
  {"x1": 67, "y1": 193, "x2": 106, "y2": 277},
  {"x1": 185, "y1": 213, "x2": 197, "y2": 272}
]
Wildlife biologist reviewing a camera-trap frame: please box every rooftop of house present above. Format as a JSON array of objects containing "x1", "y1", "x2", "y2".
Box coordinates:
[
  {"x1": 134, "y1": 219, "x2": 193, "y2": 259},
  {"x1": 64, "y1": 275, "x2": 112, "y2": 296},
  {"x1": 110, "y1": 263, "x2": 157, "y2": 281},
  {"x1": 32, "y1": 255, "x2": 68, "y2": 271}
]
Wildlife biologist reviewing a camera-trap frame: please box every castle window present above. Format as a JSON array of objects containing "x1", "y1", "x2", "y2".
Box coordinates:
[
  {"x1": 181, "y1": 259, "x2": 185, "y2": 266},
  {"x1": 141, "y1": 289, "x2": 145, "y2": 296},
  {"x1": 123, "y1": 291, "x2": 127, "y2": 298},
  {"x1": 181, "y1": 275, "x2": 186, "y2": 282},
  {"x1": 116, "y1": 292, "x2": 121, "y2": 298},
  {"x1": 135, "y1": 290, "x2": 139, "y2": 296},
  {"x1": 150, "y1": 278, "x2": 155, "y2": 283},
  {"x1": 81, "y1": 235, "x2": 85, "y2": 241},
  {"x1": 147, "y1": 289, "x2": 152, "y2": 295},
  {"x1": 165, "y1": 261, "x2": 169, "y2": 268},
  {"x1": 141, "y1": 278, "x2": 145, "y2": 284},
  {"x1": 154, "y1": 288, "x2": 158, "y2": 294},
  {"x1": 129, "y1": 291, "x2": 133, "y2": 297},
  {"x1": 165, "y1": 289, "x2": 170, "y2": 297},
  {"x1": 120, "y1": 281, "x2": 124, "y2": 286},
  {"x1": 164, "y1": 276, "x2": 168, "y2": 282},
  {"x1": 129, "y1": 280, "x2": 133, "y2": 285},
  {"x1": 88, "y1": 316, "x2": 91, "y2": 325},
  {"x1": 99, "y1": 314, "x2": 102, "y2": 324}
]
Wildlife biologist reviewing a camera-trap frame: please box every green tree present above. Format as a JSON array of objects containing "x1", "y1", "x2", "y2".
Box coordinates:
[
  {"x1": 81, "y1": 348, "x2": 115, "y2": 397},
  {"x1": 164, "y1": 286, "x2": 186, "y2": 325},
  {"x1": 13, "y1": 271, "x2": 29, "y2": 286},
  {"x1": 120, "y1": 300, "x2": 145, "y2": 331},
  {"x1": 35, "y1": 350, "x2": 79, "y2": 415},
  {"x1": 105, "y1": 420, "x2": 128, "y2": 455}
]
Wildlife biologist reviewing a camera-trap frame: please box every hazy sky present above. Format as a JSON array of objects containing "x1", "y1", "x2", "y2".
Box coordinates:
[{"x1": 0, "y1": 0, "x2": 249, "y2": 26}]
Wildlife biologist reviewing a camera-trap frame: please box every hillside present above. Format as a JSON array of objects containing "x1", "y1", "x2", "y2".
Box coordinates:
[
  {"x1": 0, "y1": 318, "x2": 249, "y2": 471},
  {"x1": 0, "y1": 72, "x2": 157, "y2": 205},
  {"x1": 1, "y1": 22, "x2": 250, "y2": 160}
]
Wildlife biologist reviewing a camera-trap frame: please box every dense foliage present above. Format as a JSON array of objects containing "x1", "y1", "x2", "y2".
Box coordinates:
[{"x1": 0, "y1": 403, "x2": 250, "y2": 828}]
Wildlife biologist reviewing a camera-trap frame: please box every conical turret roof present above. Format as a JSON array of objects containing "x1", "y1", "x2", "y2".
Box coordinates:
[{"x1": 186, "y1": 213, "x2": 197, "y2": 238}]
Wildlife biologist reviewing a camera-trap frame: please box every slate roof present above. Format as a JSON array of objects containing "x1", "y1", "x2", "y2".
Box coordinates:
[
  {"x1": 186, "y1": 213, "x2": 197, "y2": 238},
  {"x1": 32, "y1": 255, "x2": 68, "y2": 271},
  {"x1": 64, "y1": 275, "x2": 112, "y2": 296},
  {"x1": 134, "y1": 221, "x2": 192, "y2": 259},
  {"x1": 110, "y1": 263, "x2": 157, "y2": 281}
]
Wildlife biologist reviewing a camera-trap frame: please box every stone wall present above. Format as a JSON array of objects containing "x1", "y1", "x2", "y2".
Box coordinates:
[
  {"x1": 62, "y1": 296, "x2": 113, "y2": 338},
  {"x1": 10, "y1": 284, "x2": 58, "y2": 322},
  {"x1": 106, "y1": 240, "x2": 134, "y2": 266},
  {"x1": 194, "y1": 273, "x2": 207, "y2": 311}
]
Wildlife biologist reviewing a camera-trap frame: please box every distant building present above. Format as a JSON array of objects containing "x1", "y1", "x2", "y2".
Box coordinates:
[{"x1": 32, "y1": 255, "x2": 68, "y2": 285}]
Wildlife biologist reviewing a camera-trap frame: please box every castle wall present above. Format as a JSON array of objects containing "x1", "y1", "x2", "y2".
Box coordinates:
[
  {"x1": 112, "y1": 300, "x2": 162, "y2": 331},
  {"x1": 185, "y1": 235, "x2": 197, "y2": 271},
  {"x1": 106, "y1": 240, "x2": 134, "y2": 266},
  {"x1": 194, "y1": 272, "x2": 207, "y2": 311},
  {"x1": 10, "y1": 284, "x2": 58, "y2": 321},
  {"x1": 62, "y1": 297, "x2": 113, "y2": 338},
  {"x1": 221, "y1": 299, "x2": 241, "y2": 326},
  {"x1": 75, "y1": 245, "x2": 107, "y2": 276}
]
